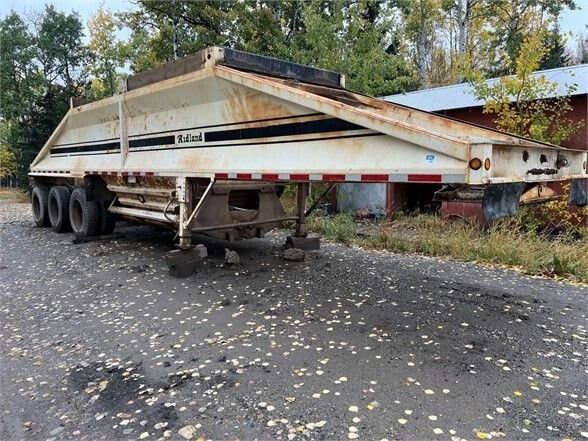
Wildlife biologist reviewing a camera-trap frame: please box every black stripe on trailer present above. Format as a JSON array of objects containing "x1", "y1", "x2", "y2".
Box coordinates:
[
  {"x1": 129, "y1": 135, "x2": 175, "y2": 148},
  {"x1": 204, "y1": 118, "x2": 363, "y2": 143},
  {"x1": 122, "y1": 112, "x2": 323, "y2": 138},
  {"x1": 50, "y1": 141, "x2": 121, "y2": 155},
  {"x1": 49, "y1": 117, "x2": 371, "y2": 156},
  {"x1": 50, "y1": 113, "x2": 323, "y2": 149},
  {"x1": 53, "y1": 133, "x2": 383, "y2": 157},
  {"x1": 128, "y1": 133, "x2": 384, "y2": 153},
  {"x1": 49, "y1": 135, "x2": 175, "y2": 156}
]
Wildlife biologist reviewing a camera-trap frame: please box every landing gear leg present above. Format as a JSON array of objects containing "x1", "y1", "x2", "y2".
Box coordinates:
[
  {"x1": 287, "y1": 182, "x2": 320, "y2": 251},
  {"x1": 167, "y1": 177, "x2": 207, "y2": 277},
  {"x1": 295, "y1": 182, "x2": 309, "y2": 237},
  {"x1": 177, "y1": 176, "x2": 193, "y2": 249}
]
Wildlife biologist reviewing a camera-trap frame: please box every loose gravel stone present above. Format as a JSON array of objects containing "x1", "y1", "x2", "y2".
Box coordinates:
[
  {"x1": 283, "y1": 248, "x2": 305, "y2": 262},
  {"x1": 0, "y1": 199, "x2": 586, "y2": 441},
  {"x1": 224, "y1": 248, "x2": 240, "y2": 265}
]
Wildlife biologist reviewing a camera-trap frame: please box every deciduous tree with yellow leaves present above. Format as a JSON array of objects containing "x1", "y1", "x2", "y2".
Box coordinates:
[
  {"x1": 0, "y1": 146, "x2": 17, "y2": 180},
  {"x1": 87, "y1": 5, "x2": 130, "y2": 98},
  {"x1": 468, "y1": 24, "x2": 584, "y2": 145}
]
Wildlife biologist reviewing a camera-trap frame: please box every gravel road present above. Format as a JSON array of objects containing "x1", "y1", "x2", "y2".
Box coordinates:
[{"x1": 1, "y1": 200, "x2": 587, "y2": 441}]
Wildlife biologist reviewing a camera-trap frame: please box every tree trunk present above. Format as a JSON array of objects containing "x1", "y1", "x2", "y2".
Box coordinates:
[
  {"x1": 455, "y1": 0, "x2": 470, "y2": 82},
  {"x1": 172, "y1": 19, "x2": 179, "y2": 60},
  {"x1": 456, "y1": 0, "x2": 468, "y2": 56},
  {"x1": 416, "y1": 8, "x2": 427, "y2": 85}
]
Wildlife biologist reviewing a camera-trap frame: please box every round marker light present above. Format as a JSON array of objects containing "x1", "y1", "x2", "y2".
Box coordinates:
[
  {"x1": 484, "y1": 158, "x2": 491, "y2": 170},
  {"x1": 469, "y1": 158, "x2": 482, "y2": 170}
]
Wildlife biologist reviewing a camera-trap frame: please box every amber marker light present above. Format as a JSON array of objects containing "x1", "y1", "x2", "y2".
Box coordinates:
[{"x1": 469, "y1": 158, "x2": 482, "y2": 170}]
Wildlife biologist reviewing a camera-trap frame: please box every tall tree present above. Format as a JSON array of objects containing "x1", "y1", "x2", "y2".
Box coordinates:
[
  {"x1": 87, "y1": 6, "x2": 129, "y2": 98},
  {"x1": 443, "y1": 0, "x2": 489, "y2": 81},
  {"x1": 0, "y1": 12, "x2": 43, "y2": 184},
  {"x1": 0, "y1": 8, "x2": 87, "y2": 184},
  {"x1": 538, "y1": 23, "x2": 569, "y2": 69},
  {"x1": 123, "y1": 0, "x2": 418, "y2": 96},
  {"x1": 122, "y1": 0, "x2": 238, "y2": 65},
  {"x1": 483, "y1": 0, "x2": 577, "y2": 75},
  {"x1": 35, "y1": 5, "x2": 88, "y2": 94},
  {"x1": 574, "y1": 31, "x2": 588, "y2": 64},
  {"x1": 290, "y1": 0, "x2": 419, "y2": 95},
  {"x1": 396, "y1": 0, "x2": 443, "y2": 86},
  {"x1": 0, "y1": 12, "x2": 40, "y2": 122},
  {"x1": 125, "y1": 27, "x2": 160, "y2": 73}
]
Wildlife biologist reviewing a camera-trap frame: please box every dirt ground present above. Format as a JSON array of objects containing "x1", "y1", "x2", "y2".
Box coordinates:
[{"x1": 1, "y1": 200, "x2": 587, "y2": 441}]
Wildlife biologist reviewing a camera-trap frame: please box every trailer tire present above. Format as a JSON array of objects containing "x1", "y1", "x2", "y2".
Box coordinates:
[
  {"x1": 99, "y1": 201, "x2": 116, "y2": 235},
  {"x1": 69, "y1": 188, "x2": 101, "y2": 237},
  {"x1": 31, "y1": 186, "x2": 51, "y2": 227},
  {"x1": 48, "y1": 186, "x2": 71, "y2": 233}
]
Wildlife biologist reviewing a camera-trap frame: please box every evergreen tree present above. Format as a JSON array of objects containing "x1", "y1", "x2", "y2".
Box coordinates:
[{"x1": 539, "y1": 24, "x2": 569, "y2": 69}]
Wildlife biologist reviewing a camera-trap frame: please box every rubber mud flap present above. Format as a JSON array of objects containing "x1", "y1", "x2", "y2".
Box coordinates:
[
  {"x1": 482, "y1": 183, "x2": 526, "y2": 221},
  {"x1": 569, "y1": 179, "x2": 588, "y2": 207},
  {"x1": 99, "y1": 201, "x2": 116, "y2": 235}
]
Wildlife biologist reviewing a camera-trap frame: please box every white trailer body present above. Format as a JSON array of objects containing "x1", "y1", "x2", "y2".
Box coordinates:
[{"x1": 28, "y1": 47, "x2": 588, "y2": 265}]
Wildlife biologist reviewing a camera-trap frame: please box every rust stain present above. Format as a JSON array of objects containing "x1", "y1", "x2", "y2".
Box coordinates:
[
  {"x1": 180, "y1": 149, "x2": 213, "y2": 173},
  {"x1": 107, "y1": 123, "x2": 119, "y2": 139},
  {"x1": 222, "y1": 85, "x2": 294, "y2": 125},
  {"x1": 71, "y1": 157, "x2": 84, "y2": 172}
]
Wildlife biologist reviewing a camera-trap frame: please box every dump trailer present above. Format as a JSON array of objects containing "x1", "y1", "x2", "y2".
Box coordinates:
[{"x1": 29, "y1": 47, "x2": 587, "y2": 273}]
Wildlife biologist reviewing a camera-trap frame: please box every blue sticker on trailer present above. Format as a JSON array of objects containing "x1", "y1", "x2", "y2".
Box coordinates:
[{"x1": 426, "y1": 155, "x2": 435, "y2": 163}]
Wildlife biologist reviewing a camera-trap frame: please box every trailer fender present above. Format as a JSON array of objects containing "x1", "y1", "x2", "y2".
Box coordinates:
[{"x1": 482, "y1": 182, "x2": 526, "y2": 221}]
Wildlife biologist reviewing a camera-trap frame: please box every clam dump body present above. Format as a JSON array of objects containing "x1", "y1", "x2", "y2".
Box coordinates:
[{"x1": 29, "y1": 47, "x2": 587, "y2": 270}]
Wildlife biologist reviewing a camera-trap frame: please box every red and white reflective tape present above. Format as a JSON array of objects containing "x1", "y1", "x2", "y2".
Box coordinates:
[
  {"x1": 29, "y1": 169, "x2": 70, "y2": 175},
  {"x1": 84, "y1": 171, "x2": 156, "y2": 177},
  {"x1": 30, "y1": 170, "x2": 465, "y2": 184},
  {"x1": 214, "y1": 172, "x2": 464, "y2": 184}
]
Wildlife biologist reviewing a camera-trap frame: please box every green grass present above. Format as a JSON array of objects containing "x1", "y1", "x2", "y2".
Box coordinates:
[
  {"x1": 0, "y1": 188, "x2": 29, "y2": 203},
  {"x1": 308, "y1": 212, "x2": 357, "y2": 242},
  {"x1": 307, "y1": 212, "x2": 588, "y2": 284}
]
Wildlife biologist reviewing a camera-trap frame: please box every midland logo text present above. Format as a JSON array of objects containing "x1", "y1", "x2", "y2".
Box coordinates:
[{"x1": 176, "y1": 132, "x2": 203, "y2": 143}]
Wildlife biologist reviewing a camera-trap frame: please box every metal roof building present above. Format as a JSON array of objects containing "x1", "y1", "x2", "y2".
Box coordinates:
[{"x1": 382, "y1": 64, "x2": 588, "y2": 112}]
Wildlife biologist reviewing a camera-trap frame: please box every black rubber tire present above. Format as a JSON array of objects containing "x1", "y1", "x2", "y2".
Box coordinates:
[
  {"x1": 99, "y1": 201, "x2": 116, "y2": 235},
  {"x1": 31, "y1": 186, "x2": 50, "y2": 227},
  {"x1": 48, "y1": 186, "x2": 72, "y2": 233},
  {"x1": 69, "y1": 188, "x2": 101, "y2": 237}
]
